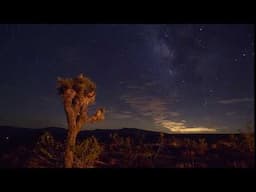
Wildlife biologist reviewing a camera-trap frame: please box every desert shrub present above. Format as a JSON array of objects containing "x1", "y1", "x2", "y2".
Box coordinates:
[
  {"x1": 197, "y1": 138, "x2": 208, "y2": 155},
  {"x1": 175, "y1": 162, "x2": 196, "y2": 168},
  {"x1": 228, "y1": 134, "x2": 240, "y2": 149},
  {"x1": 240, "y1": 123, "x2": 254, "y2": 153},
  {"x1": 124, "y1": 144, "x2": 156, "y2": 168},
  {"x1": 74, "y1": 136, "x2": 103, "y2": 168},
  {"x1": 175, "y1": 162, "x2": 208, "y2": 168},
  {"x1": 240, "y1": 133, "x2": 254, "y2": 153},
  {"x1": 215, "y1": 135, "x2": 238, "y2": 150},
  {"x1": 26, "y1": 132, "x2": 64, "y2": 168},
  {"x1": 182, "y1": 149, "x2": 196, "y2": 158},
  {"x1": 108, "y1": 138, "x2": 157, "y2": 168},
  {"x1": 124, "y1": 137, "x2": 132, "y2": 148},
  {"x1": 159, "y1": 133, "x2": 165, "y2": 144},
  {"x1": 211, "y1": 144, "x2": 217, "y2": 149},
  {"x1": 109, "y1": 133, "x2": 123, "y2": 150},
  {"x1": 109, "y1": 134, "x2": 134, "y2": 153},
  {"x1": 168, "y1": 137, "x2": 182, "y2": 148},
  {"x1": 184, "y1": 138, "x2": 197, "y2": 149},
  {"x1": 230, "y1": 160, "x2": 249, "y2": 168},
  {"x1": 220, "y1": 128, "x2": 255, "y2": 153},
  {"x1": 27, "y1": 132, "x2": 103, "y2": 168},
  {"x1": 182, "y1": 138, "x2": 197, "y2": 156},
  {"x1": 0, "y1": 146, "x2": 30, "y2": 168}
]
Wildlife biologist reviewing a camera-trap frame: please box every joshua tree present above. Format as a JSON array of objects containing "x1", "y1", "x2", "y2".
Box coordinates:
[{"x1": 57, "y1": 74, "x2": 105, "y2": 168}]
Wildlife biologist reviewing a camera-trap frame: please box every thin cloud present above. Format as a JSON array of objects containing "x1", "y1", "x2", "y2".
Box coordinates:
[
  {"x1": 217, "y1": 98, "x2": 253, "y2": 104},
  {"x1": 144, "y1": 81, "x2": 158, "y2": 87},
  {"x1": 110, "y1": 113, "x2": 132, "y2": 120},
  {"x1": 154, "y1": 118, "x2": 217, "y2": 133},
  {"x1": 141, "y1": 112, "x2": 154, "y2": 117},
  {"x1": 122, "y1": 95, "x2": 169, "y2": 116},
  {"x1": 121, "y1": 94, "x2": 217, "y2": 133},
  {"x1": 225, "y1": 111, "x2": 236, "y2": 116},
  {"x1": 106, "y1": 108, "x2": 134, "y2": 120},
  {"x1": 126, "y1": 85, "x2": 143, "y2": 90},
  {"x1": 122, "y1": 95, "x2": 180, "y2": 125},
  {"x1": 170, "y1": 112, "x2": 180, "y2": 117},
  {"x1": 122, "y1": 111, "x2": 132, "y2": 114}
]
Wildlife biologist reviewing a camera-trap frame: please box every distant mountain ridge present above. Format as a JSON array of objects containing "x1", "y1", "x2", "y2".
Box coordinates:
[
  {"x1": 0, "y1": 126, "x2": 163, "y2": 143},
  {"x1": 0, "y1": 125, "x2": 233, "y2": 146}
]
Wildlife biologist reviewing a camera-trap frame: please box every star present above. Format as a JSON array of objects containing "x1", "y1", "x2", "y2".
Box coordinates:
[
  {"x1": 168, "y1": 68, "x2": 174, "y2": 77},
  {"x1": 0, "y1": 24, "x2": 253, "y2": 135},
  {"x1": 202, "y1": 99, "x2": 208, "y2": 107},
  {"x1": 197, "y1": 39, "x2": 206, "y2": 49}
]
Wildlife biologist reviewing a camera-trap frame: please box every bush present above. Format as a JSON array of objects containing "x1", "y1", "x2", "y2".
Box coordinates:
[
  {"x1": 26, "y1": 132, "x2": 64, "y2": 168},
  {"x1": 74, "y1": 136, "x2": 103, "y2": 168},
  {"x1": 27, "y1": 132, "x2": 103, "y2": 168},
  {"x1": 197, "y1": 138, "x2": 208, "y2": 155}
]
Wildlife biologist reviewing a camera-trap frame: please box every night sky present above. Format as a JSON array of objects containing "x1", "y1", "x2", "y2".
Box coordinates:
[{"x1": 0, "y1": 24, "x2": 254, "y2": 133}]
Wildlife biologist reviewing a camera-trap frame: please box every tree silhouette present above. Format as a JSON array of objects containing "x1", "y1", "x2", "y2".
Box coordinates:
[{"x1": 57, "y1": 74, "x2": 105, "y2": 168}]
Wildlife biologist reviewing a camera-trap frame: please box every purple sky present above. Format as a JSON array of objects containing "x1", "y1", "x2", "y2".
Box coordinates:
[{"x1": 0, "y1": 24, "x2": 254, "y2": 133}]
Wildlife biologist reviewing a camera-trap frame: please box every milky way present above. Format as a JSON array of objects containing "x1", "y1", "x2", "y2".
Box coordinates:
[{"x1": 0, "y1": 24, "x2": 254, "y2": 133}]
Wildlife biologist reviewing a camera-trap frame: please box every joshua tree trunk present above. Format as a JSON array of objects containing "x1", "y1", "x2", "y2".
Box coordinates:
[
  {"x1": 63, "y1": 96, "x2": 78, "y2": 168},
  {"x1": 64, "y1": 102, "x2": 87, "y2": 168},
  {"x1": 65, "y1": 127, "x2": 78, "y2": 168},
  {"x1": 64, "y1": 105, "x2": 103, "y2": 168},
  {"x1": 57, "y1": 74, "x2": 105, "y2": 168}
]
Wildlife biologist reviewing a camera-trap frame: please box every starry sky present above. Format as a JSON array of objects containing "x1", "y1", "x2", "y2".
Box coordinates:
[{"x1": 0, "y1": 24, "x2": 254, "y2": 133}]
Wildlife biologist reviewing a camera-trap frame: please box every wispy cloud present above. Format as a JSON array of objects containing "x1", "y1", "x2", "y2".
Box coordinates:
[
  {"x1": 121, "y1": 95, "x2": 180, "y2": 118},
  {"x1": 170, "y1": 112, "x2": 180, "y2": 117},
  {"x1": 121, "y1": 94, "x2": 216, "y2": 133},
  {"x1": 154, "y1": 118, "x2": 217, "y2": 133},
  {"x1": 225, "y1": 111, "x2": 236, "y2": 116},
  {"x1": 121, "y1": 95, "x2": 167, "y2": 123},
  {"x1": 122, "y1": 111, "x2": 132, "y2": 114},
  {"x1": 126, "y1": 85, "x2": 143, "y2": 90},
  {"x1": 144, "y1": 81, "x2": 159, "y2": 87},
  {"x1": 217, "y1": 98, "x2": 253, "y2": 104},
  {"x1": 111, "y1": 113, "x2": 132, "y2": 119},
  {"x1": 121, "y1": 95, "x2": 170, "y2": 118},
  {"x1": 107, "y1": 108, "x2": 133, "y2": 120}
]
